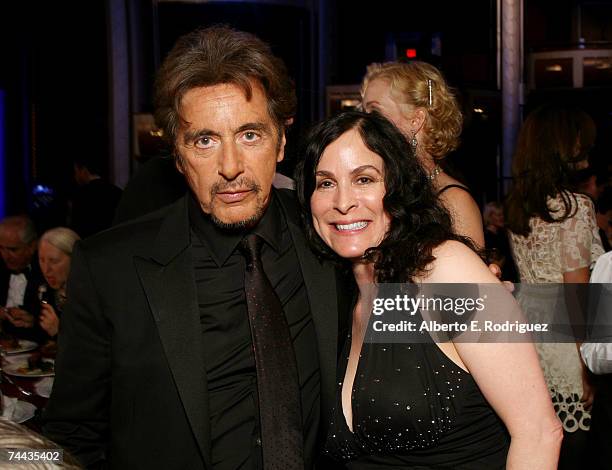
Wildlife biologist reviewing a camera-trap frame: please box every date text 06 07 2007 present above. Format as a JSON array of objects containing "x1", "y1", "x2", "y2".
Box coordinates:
[{"x1": 0, "y1": 449, "x2": 63, "y2": 464}]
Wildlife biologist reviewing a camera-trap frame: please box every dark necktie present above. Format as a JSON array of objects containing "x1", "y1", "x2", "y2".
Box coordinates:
[{"x1": 239, "y1": 234, "x2": 304, "y2": 469}]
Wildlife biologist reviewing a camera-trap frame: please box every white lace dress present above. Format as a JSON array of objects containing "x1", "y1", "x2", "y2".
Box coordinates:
[{"x1": 509, "y1": 192, "x2": 604, "y2": 432}]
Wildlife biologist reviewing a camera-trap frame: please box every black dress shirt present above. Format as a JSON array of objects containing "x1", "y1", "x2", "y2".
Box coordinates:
[{"x1": 189, "y1": 191, "x2": 320, "y2": 469}]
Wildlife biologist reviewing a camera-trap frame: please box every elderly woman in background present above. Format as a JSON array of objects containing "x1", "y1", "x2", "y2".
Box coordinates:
[
  {"x1": 37, "y1": 227, "x2": 80, "y2": 337},
  {"x1": 297, "y1": 110, "x2": 561, "y2": 469},
  {"x1": 483, "y1": 201, "x2": 519, "y2": 282},
  {"x1": 360, "y1": 61, "x2": 484, "y2": 248},
  {"x1": 506, "y1": 104, "x2": 604, "y2": 469}
]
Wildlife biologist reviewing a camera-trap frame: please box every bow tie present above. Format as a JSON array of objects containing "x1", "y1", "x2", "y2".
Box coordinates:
[{"x1": 10, "y1": 266, "x2": 31, "y2": 278}]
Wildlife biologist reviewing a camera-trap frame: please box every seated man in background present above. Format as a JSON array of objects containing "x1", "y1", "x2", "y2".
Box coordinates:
[{"x1": 0, "y1": 215, "x2": 45, "y2": 340}]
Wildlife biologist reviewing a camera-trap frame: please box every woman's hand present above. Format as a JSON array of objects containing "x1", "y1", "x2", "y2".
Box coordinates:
[
  {"x1": 487, "y1": 262, "x2": 515, "y2": 292},
  {"x1": 6, "y1": 307, "x2": 35, "y2": 328},
  {"x1": 40, "y1": 302, "x2": 60, "y2": 337}
]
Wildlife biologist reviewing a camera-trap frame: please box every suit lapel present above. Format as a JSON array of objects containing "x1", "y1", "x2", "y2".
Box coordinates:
[
  {"x1": 276, "y1": 190, "x2": 340, "y2": 423},
  {"x1": 133, "y1": 197, "x2": 211, "y2": 468}
]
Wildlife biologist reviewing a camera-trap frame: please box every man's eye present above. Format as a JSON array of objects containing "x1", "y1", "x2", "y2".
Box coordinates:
[
  {"x1": 194, "y1": 136, "x2": 214, "y2": 149},
  {"x1": 242, "y1": 131, "x2": 260, "y2": 142}
]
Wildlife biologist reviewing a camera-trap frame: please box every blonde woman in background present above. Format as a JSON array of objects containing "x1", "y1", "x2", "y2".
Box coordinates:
[
  {"x1": 361, "y1": 61, "x2": 484, "y2": 248},
  {"x1": 38, "y1": 227, "x2": 80, "y2": 337}
]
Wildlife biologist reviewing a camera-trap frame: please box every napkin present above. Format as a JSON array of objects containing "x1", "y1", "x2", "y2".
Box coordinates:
[
  {"x1": 1, "y1": 395, "x2": 18, "y2": 420},
  {"x1": 35, "y1": 377, "x2": 54, "y2": 398}
]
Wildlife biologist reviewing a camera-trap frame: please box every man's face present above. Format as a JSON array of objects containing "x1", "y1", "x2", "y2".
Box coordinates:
[
  {"x1": 175, "y1": 81, "x2": 285, "y2": 229},
  {"x1": 0, "y1": 226, "x2": 35, "y2": 272},
  {"x1": 73, "y1": 164, "x2": 87, "y2": 186}
]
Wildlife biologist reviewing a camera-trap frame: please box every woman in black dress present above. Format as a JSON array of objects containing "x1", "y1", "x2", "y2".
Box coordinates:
[{"x1": 296, "y1": 111, "x2": 561, "y2": 469}]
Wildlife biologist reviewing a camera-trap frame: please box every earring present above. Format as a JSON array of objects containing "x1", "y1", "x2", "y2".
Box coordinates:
[{"x1": 409, "y1": 134, "x2": 418, "y2": 152}]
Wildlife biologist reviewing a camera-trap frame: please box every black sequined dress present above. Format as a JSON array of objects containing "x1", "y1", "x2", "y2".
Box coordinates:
[{"x1": 324, "y1": 335, "x2": 510, "y2": 469}]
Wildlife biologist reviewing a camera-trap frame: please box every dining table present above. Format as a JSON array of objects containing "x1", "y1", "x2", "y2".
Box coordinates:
[{"x1": 1, "y1": 336, "x2": 55, "y2": 433}]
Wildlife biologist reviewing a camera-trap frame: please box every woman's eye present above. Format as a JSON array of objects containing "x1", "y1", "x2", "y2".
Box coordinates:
[
  {"x1": 316, "y1": 180, "x2": 334, "y2": 189},
  {"x1": 356, "y1": 176, "x2": 374, "y2": 184}
]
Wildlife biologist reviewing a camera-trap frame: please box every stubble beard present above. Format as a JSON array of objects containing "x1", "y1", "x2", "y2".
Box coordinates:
[
  {"x1": 210, "y1": 205, "x2": 264, "y2": 231},
  {"x1": 207, "y1": 178, "x2": 266, "y2": 231}
]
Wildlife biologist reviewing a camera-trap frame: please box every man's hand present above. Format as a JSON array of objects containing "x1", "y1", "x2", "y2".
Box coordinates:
[{"x1": 6, "y1": 307, "x2": 35, "y2": 328}]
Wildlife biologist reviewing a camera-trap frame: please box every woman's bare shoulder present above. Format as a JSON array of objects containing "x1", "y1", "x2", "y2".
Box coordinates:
[{"x1": 422, "y1": 240, "x2": 498, "y2": 284}]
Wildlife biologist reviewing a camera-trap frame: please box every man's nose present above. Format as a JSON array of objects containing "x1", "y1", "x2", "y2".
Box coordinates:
[{"x1": 218, "y1": 143, "x2": 244, "y2": 180}]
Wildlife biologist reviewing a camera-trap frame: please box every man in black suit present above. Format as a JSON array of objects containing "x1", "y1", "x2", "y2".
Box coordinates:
[
  {"x1": 43, "y1": 26, "x2": 343, "y2": 469},
  {"x1": 70, "y1": 155, "x2": 123, "y2": 239},
  {"x1": 0, "y1": 215, "x2": 45, "y2": 339}
]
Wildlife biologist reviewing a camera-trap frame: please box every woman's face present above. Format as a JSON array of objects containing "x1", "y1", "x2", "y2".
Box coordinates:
[
  {"x1": 362, "y1": 78, "x2": 411, "y2": 136},
  {"x1": 38, "y1": 240, "x2": 71, "y2": 290},
  {"x1": 310, "y1": 129, "x2": 391, "y2": 261}
]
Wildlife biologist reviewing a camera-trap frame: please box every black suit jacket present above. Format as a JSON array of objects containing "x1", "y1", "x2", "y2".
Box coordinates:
[
  {"x1": 43, "y1": 190, "x2": 344, "y2": 469},
  {"x1": 0, "y1": 259, "x2": 46, "y2": 341}
]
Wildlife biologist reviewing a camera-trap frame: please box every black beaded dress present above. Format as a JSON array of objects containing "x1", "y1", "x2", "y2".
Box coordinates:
[{"x1": 324, "y1": 333, "x2": 510, "y2": 469}]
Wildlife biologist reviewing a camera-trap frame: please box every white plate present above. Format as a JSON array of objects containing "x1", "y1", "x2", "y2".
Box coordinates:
[
  {"x1": 2, "y1": 340, "x2": 38, "y2": 355},
  {"x1": 34, "y1": 377, "x2": 54, "y2": 398},
  {"x1": 3, "y1": 359, "x2": 55, "y2": 378},
  {"x1": 1, "y1": 396, "x2": 36, "y2": 424}
]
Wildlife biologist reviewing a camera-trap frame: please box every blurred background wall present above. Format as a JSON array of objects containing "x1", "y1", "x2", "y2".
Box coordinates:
[{"x1": 0, "y1": 0, "x2": 610, "y2": 219}]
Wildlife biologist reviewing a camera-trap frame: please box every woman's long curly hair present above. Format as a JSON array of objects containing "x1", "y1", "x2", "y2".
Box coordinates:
[
  {"x1": 296, "y1": 110, "x2": 474, "y2": 283},
  {"x1": 505, "y1": 104, "x2": 596, "y2": 236}
]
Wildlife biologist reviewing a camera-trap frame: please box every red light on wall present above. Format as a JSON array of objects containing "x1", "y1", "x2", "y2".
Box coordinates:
[{"x1": 406, "y1": 48, "x2": 417, "y2": 58}]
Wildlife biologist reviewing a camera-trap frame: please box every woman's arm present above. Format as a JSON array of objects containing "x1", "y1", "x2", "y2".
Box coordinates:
[
  {"x1": 424, "y1": 241, "x2": 562, "y2": 469},
  {"x1": 563, "y1": 267, "x2": 589, "y2": 283}
]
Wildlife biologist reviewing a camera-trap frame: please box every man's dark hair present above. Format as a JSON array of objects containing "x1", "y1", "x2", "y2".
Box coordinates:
[
  {"x1": 296, "y1": 110, "x2": 475, "y2": 283},
  {"x1": 153, "y1": 25, "x2": 297, "y2": 153}
]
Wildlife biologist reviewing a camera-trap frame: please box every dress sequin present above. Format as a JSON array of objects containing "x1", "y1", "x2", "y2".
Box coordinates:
[{"x1": 323, "y1": 336, "x2": 510, "y2": 468}]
